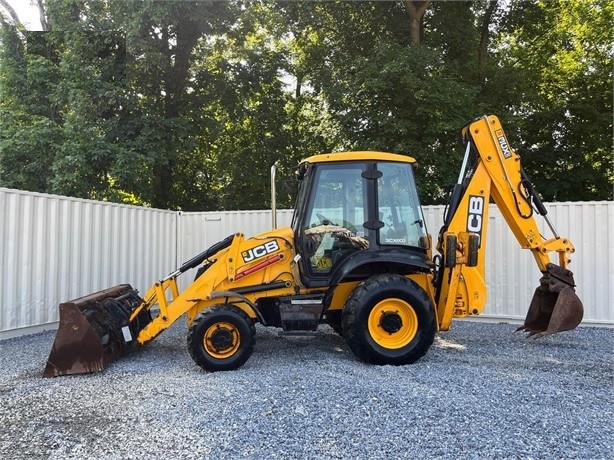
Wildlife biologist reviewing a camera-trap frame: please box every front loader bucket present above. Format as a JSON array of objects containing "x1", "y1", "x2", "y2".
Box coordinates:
[
  {"x1": 516, "y1": 264, "x2": 584, "y2": 339},
  {"x1": 43, "y1": 284, "x2": 150, "y2": 377}
]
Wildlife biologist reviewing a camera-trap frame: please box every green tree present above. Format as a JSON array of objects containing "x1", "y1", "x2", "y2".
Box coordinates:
[
  {"x1": 273, "y1": 1, "x2": 483, "y2": 203},
  {"x1": 110, "y1": 0, "x2": 236, "y2": 208},
  {"x1": 1, "y1": 0, "x2": 611, "y2": 210},
  {"x1": 488, "y1": 0, "x2": 613, "y2": 201},
  {"x1": 0, "y1": 24, "x2": 62, "y2": 193},
  {"x1": 177, "y1": 1, "x2": 291, "y2": 210}
]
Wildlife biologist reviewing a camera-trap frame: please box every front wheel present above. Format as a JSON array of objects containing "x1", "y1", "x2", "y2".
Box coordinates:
[
  {"x1": 342, "y1": 274, "x2": 436, "y2": 365},
  {"x1": 187, "y1": 304, "x2": 256, "y2": 372}
]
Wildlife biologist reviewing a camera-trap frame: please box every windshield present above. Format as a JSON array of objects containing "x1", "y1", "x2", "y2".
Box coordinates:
[
  {"x1": 298, "y1": 163, "x2": 368, "y2": 276},
  {"x1": 377, "y1": 162, "x2": 427, "y2": 247},
  {"x1": 304, "y1": 164, "x2": 366, "y2": 234}
]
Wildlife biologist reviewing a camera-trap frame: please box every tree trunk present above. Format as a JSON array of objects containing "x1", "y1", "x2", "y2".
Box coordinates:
[
  {"x1": 0, "y1": 0, "x2": 22, "y2": 27},
  {"x1": 35, "y1": 0, "x2": 51, "y2": 31},
  {"x1": 478, "y1": 1, "x2": 498, "y2": 90},
  {"x1": 403, "y1": 1, "x2": 431, "y2": 47},
  {"x1": 152, "y1": 16, "x2": 204, "y2": 209}
]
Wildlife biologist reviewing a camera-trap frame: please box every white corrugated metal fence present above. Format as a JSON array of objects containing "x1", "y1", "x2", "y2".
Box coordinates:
[
  {"x1": 0, "y1": 189, "x2": 177, "y2": 338},
  {"x1": 1, "y1": 187, "x2": 612, "y2": 338}
]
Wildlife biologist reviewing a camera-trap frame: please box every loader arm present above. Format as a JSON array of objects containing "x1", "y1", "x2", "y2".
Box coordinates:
[{"x1": 435, "y1": 115, "x2": 583, "y2": 336}]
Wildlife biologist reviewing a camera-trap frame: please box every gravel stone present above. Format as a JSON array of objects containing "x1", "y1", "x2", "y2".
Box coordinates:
[{"x1": 0, "y1": 320, "x2": 612, "y2": 459}]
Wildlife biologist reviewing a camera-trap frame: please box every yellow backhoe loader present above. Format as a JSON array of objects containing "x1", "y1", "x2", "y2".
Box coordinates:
[{"x1": 43, "y1": 115, "x2": 583, "y2": 376}]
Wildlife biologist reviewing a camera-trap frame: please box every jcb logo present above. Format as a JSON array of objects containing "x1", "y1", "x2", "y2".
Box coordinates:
[
  {"x1": 467, "y1": 196, "x2": 484, "y2": 239},
  {"x1": 495, "y1": 129, "x2": 512, "y2": 159},
  {"x1": 242, "y1": 240, "x2": 280, "y2": 263}
]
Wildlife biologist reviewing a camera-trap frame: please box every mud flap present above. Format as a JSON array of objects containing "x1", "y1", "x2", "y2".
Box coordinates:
[
  {"x1": 43, "y1": 285, "x2": 149, "y2": 377},
  {"x1": 516, "y1": 264, "x2": 583, "y2": 339}
]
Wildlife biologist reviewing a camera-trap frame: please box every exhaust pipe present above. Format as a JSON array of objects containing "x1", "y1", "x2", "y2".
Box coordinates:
[{"x1": 271, "y1": 162, "x2": 278, "y2": 229}]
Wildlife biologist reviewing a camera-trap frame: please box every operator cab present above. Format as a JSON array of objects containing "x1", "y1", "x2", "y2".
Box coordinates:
[{"x1": 292, "y1": 152, "x2": 431, "y2": 287}]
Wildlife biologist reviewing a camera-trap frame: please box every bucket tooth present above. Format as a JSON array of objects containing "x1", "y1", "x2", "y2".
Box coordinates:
[
  {"x1": 43, "y1": 284, "x2": 148, "y2": 377},
  {"x1": 516, "y1": 264, "x2": 584, "y2": 339}
]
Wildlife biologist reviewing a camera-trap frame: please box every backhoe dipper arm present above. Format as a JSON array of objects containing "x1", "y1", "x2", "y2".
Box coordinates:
[
  {"x1": 435, "y1": 115, "x2": 583, "y2": 337},
  {"x1": 462, "y1": 116, "x2": 575, "y2": 271}
]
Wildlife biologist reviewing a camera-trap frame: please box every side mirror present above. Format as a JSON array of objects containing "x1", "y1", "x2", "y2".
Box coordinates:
[{"x1": 419, "y1": 234, "x2": 431, "y2": 250}]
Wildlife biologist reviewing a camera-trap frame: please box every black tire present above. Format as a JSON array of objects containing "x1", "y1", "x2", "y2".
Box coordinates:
[
  {"x1": 342, "y1": 274, "x2": 436, "y2": 365},
  {"x1": 187, "y1": 304, "x2": 256, "y2": 372}
]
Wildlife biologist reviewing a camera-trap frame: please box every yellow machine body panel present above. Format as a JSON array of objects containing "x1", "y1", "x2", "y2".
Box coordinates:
[
  {"x1": 43, "y1": 117, "x2": 583, "y2": 377},
  {"x1": 134, "y1": 227, "x2": 301, "y2": 344}
]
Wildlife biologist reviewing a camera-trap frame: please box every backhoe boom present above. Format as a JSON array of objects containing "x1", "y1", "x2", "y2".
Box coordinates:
[{"x1": 435, "y1": 115, "x2": 583, "y2": 336}]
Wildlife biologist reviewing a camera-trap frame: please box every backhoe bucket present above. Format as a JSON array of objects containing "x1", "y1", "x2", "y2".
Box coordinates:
[
  {"x1": 43, "y1": 284, "x2": 150, "y2": 377},
  {"x1": 516, "y1": 264, "x2": 583, "y2": 339}
]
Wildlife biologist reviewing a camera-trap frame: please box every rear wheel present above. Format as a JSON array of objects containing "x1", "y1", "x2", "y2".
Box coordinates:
[
  {"x1": 342, "y1": 274, "x2": 436, "y2": 365},
  {"x1": 187, "y1": 304, "x2": 256, "y2": 372}
]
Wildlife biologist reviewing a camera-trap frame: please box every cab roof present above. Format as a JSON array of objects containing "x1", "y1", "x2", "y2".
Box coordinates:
[{"x1": 299, "y1": 151, "x2": 416, "y2": 166}]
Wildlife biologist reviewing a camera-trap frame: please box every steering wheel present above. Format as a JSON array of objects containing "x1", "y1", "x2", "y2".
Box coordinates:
[
  {"x1": 316, "y1": 212, "x2": 334, "y2": 226},
  {"x1": 316, "y1": 212, "x2": 359, "y2": 234}
]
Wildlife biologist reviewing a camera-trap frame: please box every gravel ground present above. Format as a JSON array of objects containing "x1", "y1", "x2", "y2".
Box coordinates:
[{"x1": 0, "y1": 320, "x2": 612, "y2": 460}]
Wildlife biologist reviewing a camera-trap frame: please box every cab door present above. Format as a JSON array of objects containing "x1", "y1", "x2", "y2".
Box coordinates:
[{"x1": 294, "y1": 162, "x2": 369, "y2": 286}]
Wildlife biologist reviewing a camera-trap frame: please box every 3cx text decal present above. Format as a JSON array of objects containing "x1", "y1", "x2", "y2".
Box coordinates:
[
  {"x1": 495, "y1": 129, "x2": 512, "y2": 159},
  {"x1": 466, "y1": 195, "x2": 484, "y2": 243},
  {"x1": 242, "y1": 240, "x2": 280, "y2": 263},
  {"x1": 385, "y1": 238, "x2": 407, "y2": 244}
]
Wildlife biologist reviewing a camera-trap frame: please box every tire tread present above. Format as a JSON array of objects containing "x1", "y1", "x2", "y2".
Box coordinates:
[{"x1": 342, "y1": 274, "x2": 435, "y2": 365}]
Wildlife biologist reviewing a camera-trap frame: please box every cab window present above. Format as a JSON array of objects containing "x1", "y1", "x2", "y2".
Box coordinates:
[
  {"x1": 377, "y1": 162, "x2": 427, "y2": 247},
  {"x1": 303, "y1": 164, "x2": 368, "y2": 275}
]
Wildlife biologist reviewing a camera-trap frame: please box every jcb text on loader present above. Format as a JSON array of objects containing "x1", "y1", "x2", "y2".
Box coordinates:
[{"x1": 43, "y1": 115, "x2": 583, "y2": 377}]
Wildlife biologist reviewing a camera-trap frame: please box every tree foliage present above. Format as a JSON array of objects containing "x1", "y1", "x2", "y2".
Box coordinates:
[{"x1": 0, "y1": 0, "x2": 611, "y2": 210}]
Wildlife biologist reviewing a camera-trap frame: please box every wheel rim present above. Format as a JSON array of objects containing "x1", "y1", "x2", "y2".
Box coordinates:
[
  {"x1": 204, "y1": 322, "x2": 240, "y2": 359},
  {"x1": 368, "y1": 298, "x2": 418, "y2": 349}
]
